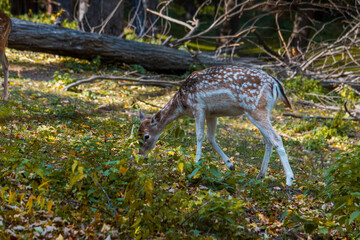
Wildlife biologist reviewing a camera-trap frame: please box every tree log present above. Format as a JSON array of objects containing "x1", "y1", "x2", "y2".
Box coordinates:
[{"x1": 8, "y1": 18, "x2": 262, "y2": 72}]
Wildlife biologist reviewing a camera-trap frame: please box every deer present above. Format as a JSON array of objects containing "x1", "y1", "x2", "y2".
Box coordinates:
[
  {"x1": 138, "y1": 65, "x2": 294, "y2": 186},
  {"x1": 0, "y1": 10, "x2": 11, "y2": 100}
]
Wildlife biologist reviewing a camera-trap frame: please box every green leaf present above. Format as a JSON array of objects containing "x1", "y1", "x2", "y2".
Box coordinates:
[
  {"x1": 304, "y1": 221, "x2": 318, "y2": 234},
  {"x1": 318, "y1": 227, "x2": 328, "y2": 234},
  {"x1": 131, "y1": 217, "x2": 142, "y2": 228},
  {"x1": 349, "y1": 211, "x2": 360, "y2": 223},
  {"x1": 33, "y1": 168, "x2": 44, "y2": 178},
  {"x1": 188, "y1": 167, "x2": 201, "y2": 179},
  {"x1": 281, "y1": 210, "x2": 292, "y2": 220}
]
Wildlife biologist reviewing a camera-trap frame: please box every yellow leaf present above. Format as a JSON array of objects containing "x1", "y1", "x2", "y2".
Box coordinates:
[
  {"x1": 8, "y1": 190, "x2": 16, "y2": 205},
  {"x1": 145, "y1": 179, "x2": 153, "y2": 192},
  {"x1": 26, "y1": 195, "x2": 36, "y2": 212},
  {"x1": 145, "y1": 179, "x2": 153, "y2": 203},
  {"x1": 56, "y1": 234, "x2": 64, "y2": 240},
  {"x1": 47, "y1": 136, "x2": 56, "y2": 141},
  {"x1": 78, "y1": 166, "x2": 84, "y2": 175},
  {"x1": 296, "y1": 194, "x2": 304, "y2": 199},
  {"x1": 101, "y1": 223, "x2": 111, "y2": 233},
  {"x1": 1, "y1": 187, "x2": 8, "y2": 200},
  {"x1": 119, "y1": 166, "x2": 128, "y2": 175},
  {"x1": 72, "y1": 161, "x2": 78, "y2": 173},
  {"x1": 47, "y1": 200, "x2": 53, "y2": 212},
  {"x1": 178, "y1": 162, "x2": 184, "y2": 173},
  {"x1": 40, "y1": 196, "x2": 45, "y2": 210},
  {"x1": 347, "y1": 198, "x2": 353, "y2": 206},
  {"x1": 38, "y1": 181, "x2": 49, "y2": 190},
  {"x1": 19, "y1": 193, "x2": 25, "y2": 203}
]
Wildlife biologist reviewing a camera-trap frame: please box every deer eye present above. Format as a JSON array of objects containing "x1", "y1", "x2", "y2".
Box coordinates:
[{"x1": 144, "y1": 134, "x2": 150, "y2": 140}]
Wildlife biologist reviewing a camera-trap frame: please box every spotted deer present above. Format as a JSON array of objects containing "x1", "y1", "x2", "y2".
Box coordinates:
[
  {"x1": 0, "y1": 10, "x2": 11, "y2": 100},
  {"x1": 138, "y1": 65, "x2": 294, "y2": 186}
]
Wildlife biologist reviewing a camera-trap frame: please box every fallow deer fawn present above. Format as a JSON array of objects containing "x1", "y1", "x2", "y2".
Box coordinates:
[
  {"x1": 138, "y1": 65, "x2": 294, "y2": 186},
  {"x1": 0, "y1": 10, "x2": 11, "y2": 100}
]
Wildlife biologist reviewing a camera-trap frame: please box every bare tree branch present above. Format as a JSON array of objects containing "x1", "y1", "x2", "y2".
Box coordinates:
[
  {"x1": 64, "y1": 75, "x2": 183, "y2": 91},
  {"x1": 283, "y1": 113, "x2": 360, "y2": 122}
]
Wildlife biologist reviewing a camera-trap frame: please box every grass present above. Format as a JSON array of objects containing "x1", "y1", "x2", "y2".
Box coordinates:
[{"x1": 0, "y1": 48, "x2": 359, "y2": 239}]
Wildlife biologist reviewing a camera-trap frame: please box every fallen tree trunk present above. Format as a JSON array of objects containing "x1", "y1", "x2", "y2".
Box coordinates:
[{"x1": 8, "y1": 18, "x2": 262, "y2": 72}]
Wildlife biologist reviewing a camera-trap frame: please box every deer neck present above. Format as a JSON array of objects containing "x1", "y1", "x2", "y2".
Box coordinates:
[{"x1": 159, "y1": 94, "x2": 184, "y2": 129}]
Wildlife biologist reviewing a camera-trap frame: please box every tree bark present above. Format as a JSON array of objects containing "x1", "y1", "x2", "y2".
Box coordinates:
[
  {"x1": 215, "y1": 0, "x2": 239, "y2": 46},
  {"x1": 130, "y1": 0, "x2": 158, "y2": 37},
  {"x1": 79, "y1": 0, "x2": 124, "y2": 37},
  {"x1": 8, "y1": 18, "x2": 262, "y2": 72},
  {"x1": 289, "y1": 9, "x2": 314, "y2": 56},
  {"x1": 54, "y1": 0, "x2": 75, "y2": 23},
  {"x1": 10, "y1": 0, "x2": 39, "y2": 15}
]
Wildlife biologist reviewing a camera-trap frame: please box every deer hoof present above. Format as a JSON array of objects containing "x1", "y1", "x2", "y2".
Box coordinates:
[
  {"x1": 286, "y1": 176, "x2": 294, "y2": 187},
  {"x1": 256, "y1": 173, "x2": 265, "y2": 180}
]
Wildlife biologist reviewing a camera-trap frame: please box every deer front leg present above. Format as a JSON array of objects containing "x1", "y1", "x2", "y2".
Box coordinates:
[
  {"x1": 206, "y1": 117, "x2": 235, "y2": 170},
  {"x1": 1, "y1": 54, "x2": 9, "y2": 100},
  {"x1": 194, "y1": 110, "x2": 206, "y2": 162}
]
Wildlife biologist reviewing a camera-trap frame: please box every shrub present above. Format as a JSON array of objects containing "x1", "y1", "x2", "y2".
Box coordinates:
[{"x1": 323, "y1": 147, "x2": 360, "y2": 237}]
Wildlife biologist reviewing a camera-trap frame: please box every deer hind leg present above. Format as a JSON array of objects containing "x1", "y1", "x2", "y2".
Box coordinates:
[
  {"x1": 1, "y1": 53, "x2": 9, "y2": 100},
  {"x1": 246, "y1": 113, "x2": 294, "y2": 186},
  {"x1": 256, "y1": 137, "x2": 272, "y2": 180},
  {"x1": 206, "y1": 117, "x2": 235, "y2": 170},
  {"x1": 194, "y1": 110, "x2": 206, "y2": 162}
]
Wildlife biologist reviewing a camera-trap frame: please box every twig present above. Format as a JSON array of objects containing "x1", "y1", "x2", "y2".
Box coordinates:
[
  {"x1": 344, "y1": 100, "x2": 360, "y2": 120},
  {"x1": 294, "y1": 99, "x2": 342, "y2": 111},
  {"x1": 283, "y1": 113, "x2": 360, "y2": 121},
  {"x1": 64, "y1": 75, "x2": 183, "y2": 91},
  {"x1": 98, "y1": 0, "x2": 124, "y2": 34},
  {"x1": 275, "y1": 13, "x2": 291, "y2": 61},
  {"x1": 136, "y1": 97, "x2": 162, "y2": 109},
  {"x1": 321, "y1": 80, "x2": 360, "y2": 88},
  {"x1": 88, "y1": 174, "x2": 118, "y2": 217},
  {"x1": 252, "y1": 29, "x2": 283, "y2": 60},
  {"x1": 147, "y1": 8, "x2": 195, "y2": 31},
  {"x1": 180, "y1": 200, "x2": 212, "y2": 226}
]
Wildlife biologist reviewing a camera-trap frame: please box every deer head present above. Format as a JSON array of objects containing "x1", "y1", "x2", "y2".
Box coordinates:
[{"x1": 138, "y1": 109, "x2": 163, "y2": 156}]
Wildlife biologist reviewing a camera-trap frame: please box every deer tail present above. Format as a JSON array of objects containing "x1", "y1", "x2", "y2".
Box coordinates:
[{"x1": 272, "y1": 76, "x2": 292, "y2": 109}]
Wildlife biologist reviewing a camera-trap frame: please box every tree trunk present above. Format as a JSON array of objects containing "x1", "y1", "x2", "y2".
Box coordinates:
[
  {"x1": 10, "y1": 0, "x2": 39, "y2": 15},
  {"x1": 44, "y1": 0, "x2": 52, "y2": 15},
  {"x1": 54, "y1": 0, "x2": 75, "y2": 23},
  {"x1": 215, "y1": 0, "x2": 239, "y2": 46},
  {"x1": 79, "y1": 0, "x2": 124, "y2": 36},
  {"x1": 289, "y1": 9, "x2": 313, "y2": 56},
  {"x1": 176, "y1": 0, "x2": 197, "y2": 20},
  {"x1": 130, "y1": 0, "x2": 158, "y2": 37},
  {"x1": 8, "y1": 18, "x2": 262, "y2": 72}
]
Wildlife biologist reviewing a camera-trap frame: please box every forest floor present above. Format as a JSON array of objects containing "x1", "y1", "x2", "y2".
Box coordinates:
[{"x1": 0, "y1": 49, "x2": 359, "y2": 239}]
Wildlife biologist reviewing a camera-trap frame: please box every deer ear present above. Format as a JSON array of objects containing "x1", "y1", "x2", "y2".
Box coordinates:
[
  {"x1": 139, "y1": 109, "x2": 147, "y2": 122},
  {"x1": 151, "y1": 110, "x2": 162, "y2": 125}
]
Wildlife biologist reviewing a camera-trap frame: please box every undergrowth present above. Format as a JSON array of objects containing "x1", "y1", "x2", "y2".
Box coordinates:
[{"x1": 0, "y1": 49, "x2": 359, "y2": 239}]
